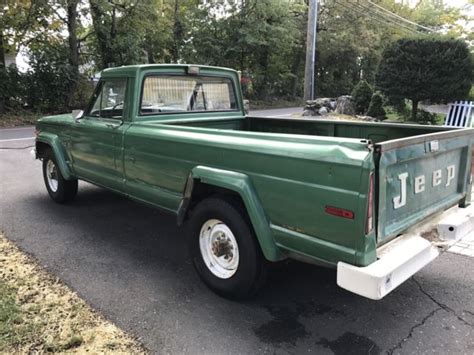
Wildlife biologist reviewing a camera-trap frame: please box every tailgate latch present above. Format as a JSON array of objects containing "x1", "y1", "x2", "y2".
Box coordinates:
[{"x1": 429, "y1": 140, "x2": 439, "y2": 152}]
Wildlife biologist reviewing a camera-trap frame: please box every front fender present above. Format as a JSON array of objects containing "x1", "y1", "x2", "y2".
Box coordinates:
[
  {"x1": 36, "y1": 132, "x2": 75, "y2": 180},
  {"x1": 189, "y1": 165, "x2": 284, "y2": 262}
]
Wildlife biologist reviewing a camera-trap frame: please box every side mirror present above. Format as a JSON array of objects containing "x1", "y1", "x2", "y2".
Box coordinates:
[{"x1": 72, "y1": 110, "x2": 84, "y2": 121}]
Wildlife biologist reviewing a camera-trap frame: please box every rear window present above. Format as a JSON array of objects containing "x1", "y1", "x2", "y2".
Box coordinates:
[{"x1": 140, "y1": 75, "x2": 237, "y2": 115}]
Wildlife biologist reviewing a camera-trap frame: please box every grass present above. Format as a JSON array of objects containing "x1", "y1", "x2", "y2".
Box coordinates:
[
  {"x1": 384, "y1": 110, "x2": 403, "y2": 122},
  {"x1": 383, "y1": 103, "x2": 446, "y2": 125},
  {"x1": 0, "y1": 281, "x2": 35, "y2": 350},
  {"x1": 0, "y1": 232, "x2": 147, "y2": 353},
  {"x1": 248, "y1": 98, "x2": 304, "y2": 110}
]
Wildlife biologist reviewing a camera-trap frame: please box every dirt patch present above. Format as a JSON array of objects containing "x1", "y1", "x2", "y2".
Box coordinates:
[
  {"x1": 0, "y1": 111, "x2": 40, "y2": 128},
  {"x1": 0, "y1": 232, "x2": 147, "y2": 353}
]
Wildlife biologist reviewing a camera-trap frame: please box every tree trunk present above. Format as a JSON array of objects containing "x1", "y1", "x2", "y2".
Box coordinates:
[
  {"x1": 0, "y1": 31, "x2": 5, "y2": 114},
  {"x1": 172, "y1": 0, "x2": 181, "y2": 63},
  {"x1": 258, "y1": 46, "x2": 269, "y2": 99},
  {"x1": 0, "y1": 31, "x2": 5, "y2": 68},
  {"x1": 412, "y1": 99, "x2": 419, "y2": 121},
  {"x1": 290, "y1": 49, "x2": 302, "y2": 98},
  {"x1": 147, "y1": 47, "x2": 155, "y2": 64},
  {"x1": 239, "y1": 0, "x2": 246, "y2": 71},
  {"x1": 67, "y1": 0, "x2": 79, "y2": 108},
  {"x1": 90, "y1": 0, "x2": 115, "y2": 69}
]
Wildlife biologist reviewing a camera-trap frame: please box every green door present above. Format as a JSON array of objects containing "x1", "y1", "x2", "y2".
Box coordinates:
[{"x1": 70, "y1": 78, "x2": 128, "y2": 192}]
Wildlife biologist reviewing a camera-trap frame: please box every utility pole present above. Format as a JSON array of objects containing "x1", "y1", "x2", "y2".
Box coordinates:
[{"x1": 303, "y1": 0, "x2": 318, "y2": 101}]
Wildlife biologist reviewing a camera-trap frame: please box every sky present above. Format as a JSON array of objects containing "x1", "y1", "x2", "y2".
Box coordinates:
[{"x1": 445, "y1": 0, "x2": 471, "y2": 6}]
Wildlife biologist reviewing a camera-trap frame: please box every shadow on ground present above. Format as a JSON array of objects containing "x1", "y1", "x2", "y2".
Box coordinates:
[{"x1": 11, "y1": 183, "x2": 471, "y2": 354}]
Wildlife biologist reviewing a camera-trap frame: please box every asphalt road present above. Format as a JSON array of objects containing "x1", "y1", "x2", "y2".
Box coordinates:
[
  {"x1": 0, "y1": 125, "x2": 36, "y2": 141},
  {"x1": 1, "y1": 114, "x2": 473, "y2": 354}
]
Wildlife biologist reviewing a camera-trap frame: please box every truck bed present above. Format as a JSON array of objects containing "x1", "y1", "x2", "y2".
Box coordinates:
[
  {"x1": 171, "y1": 115, "x2": 458, "y2": 144},
  {"x1": 165, "y1": 115, "x2": 474, "y2": 245}
]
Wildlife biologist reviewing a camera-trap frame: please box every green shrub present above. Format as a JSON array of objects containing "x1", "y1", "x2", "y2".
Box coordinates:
[
  {"x1": 386, "y1": 96, "x2": 408, "y2": 114},
  {"x1": 351, "y1": 80, "x2": 373, "y2": 114},
  {"x1": 467, "y1": 86, "x2": 474, "y2": 101},
  {"x1": 366, "y1": 92, "x2": 386, "y2": 119},
  {"x1": 416, "y1": 110, "x2": 441, "y2": 125},
  {"x1": 0, "y1": 65, "x2": 26, "y2": 112},
  {"x1": 376, "y1": 37, "x2": 473, "y2": 120}
]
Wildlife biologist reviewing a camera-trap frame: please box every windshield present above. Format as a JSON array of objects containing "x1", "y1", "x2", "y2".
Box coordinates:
[{"x1": 140, "y1": 75, "x2": 237, "y2": 115}]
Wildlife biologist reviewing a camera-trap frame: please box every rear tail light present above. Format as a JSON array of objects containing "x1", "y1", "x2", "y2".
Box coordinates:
[{"x1": 366, "y1": 172, "x2": 374, "y2": 234}]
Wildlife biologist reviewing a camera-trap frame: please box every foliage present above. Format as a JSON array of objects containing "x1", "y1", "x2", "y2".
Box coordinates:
[
  {"x1": 0, "y1": 46, "x2": 91, "y2": 114},
  {"x1": 415, "y1": 109, "x2": 439, "y2": 124},
  {"x1": 376, "y1": 37, "x2": 473, "y2": 120},
  {"x1": 0, "y1": 110, "x2": 41, "y2": 128},
  {"x1": 386, "y1": 96, "x2": 409, "y2": 115},
  {"x1": 24, "y1": 42, "x2": 78, "y2": 112},
  {"x1": 0, "y1": 0, "x2": 472, "y2": 117},
  {"x1": 351, "y1": 80, "x2": 373, "y2": 114},
  {"x1": 366, "y1": 92, "x2": 386, "y2": 119},
  {"x1": 70, "y1": 76, "x2": 95, "y2": 109},
  {"x1": 467, "y1": 86, "x2": 474, "y2": 101},
  {"x1": 0, "y1": 65, "x2": 25, "y2": 109},
  {"x1": 182, "y1": 0, "x2": 304, "y2": 99}
]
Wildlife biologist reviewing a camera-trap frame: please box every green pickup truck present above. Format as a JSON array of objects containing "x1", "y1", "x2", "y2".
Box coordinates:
[{"x1": 35, "y1": 64, "x2": 474, "y2": 300}]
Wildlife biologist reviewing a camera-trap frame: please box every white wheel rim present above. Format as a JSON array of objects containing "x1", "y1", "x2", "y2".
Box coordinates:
[
  {"x1": 46, "y1": 159, "x2": 59, "y2": 192},
  {"x1": 199, "y1": 219, "x2": 239, "y2": 279}
]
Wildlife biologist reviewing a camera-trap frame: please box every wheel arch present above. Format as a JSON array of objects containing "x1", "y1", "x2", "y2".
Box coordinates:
[
  {"x1": 36, "y1": 133, "x2": 75, "y2": 180},
  {"x1": 178, "y1": 165, "x2": 284, "y2": 262}
]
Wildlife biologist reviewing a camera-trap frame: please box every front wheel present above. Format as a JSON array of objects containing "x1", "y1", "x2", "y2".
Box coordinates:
[
  {"x1": 42, "y1": 149, "x2": 78, "y2": 203},
  {"x1": 189, "y1": 197, "x2": 267, "y2": 299}
]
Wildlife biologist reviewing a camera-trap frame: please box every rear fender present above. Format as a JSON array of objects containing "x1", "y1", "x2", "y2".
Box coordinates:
[{"x1": 181, "y1": 165, "x2": 284, "y2": 262}]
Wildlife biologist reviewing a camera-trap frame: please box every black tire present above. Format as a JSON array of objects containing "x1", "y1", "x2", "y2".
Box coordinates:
[
  {"x1": 189, "y1": 197, "x2": 267, "y2": 299},
  {"x1": 42, "y1": 149, "x2": 78, "y2": 203}
]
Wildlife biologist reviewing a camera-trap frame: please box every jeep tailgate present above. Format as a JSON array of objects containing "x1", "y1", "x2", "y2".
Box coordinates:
[{"x1": 375, "y1": 128, "x2": 474, "y2": 244}]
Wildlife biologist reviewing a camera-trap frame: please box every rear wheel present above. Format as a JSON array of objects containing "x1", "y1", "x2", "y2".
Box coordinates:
[
  {"x1": 42, "y1": 149, "x2": 78, "y2": 203},
  {"x1": 189, "y1": 197, "x2": 266, "y2": 299}
]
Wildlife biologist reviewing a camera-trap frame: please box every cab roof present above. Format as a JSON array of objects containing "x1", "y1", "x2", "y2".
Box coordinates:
[{"x1": 100, "y1": 64, "x2": 237, "y2": 78}]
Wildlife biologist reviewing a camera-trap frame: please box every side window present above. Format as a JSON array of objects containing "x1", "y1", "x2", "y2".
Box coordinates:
[{"x1": 88, "y1": 79, "x2": 127, "y2": 119}]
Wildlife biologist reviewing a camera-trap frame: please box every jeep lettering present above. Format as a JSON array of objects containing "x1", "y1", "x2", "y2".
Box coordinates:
[{"x1": 393, "y1": 165, "x2": 456, "y2": 209}]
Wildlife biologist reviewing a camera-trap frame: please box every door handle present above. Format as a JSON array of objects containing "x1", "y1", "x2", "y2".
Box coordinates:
[{"x1": 105, "y1": 120, "x2": 123, "y2": 129}]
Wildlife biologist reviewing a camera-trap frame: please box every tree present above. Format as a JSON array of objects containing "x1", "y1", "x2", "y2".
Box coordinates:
[
  {"x1": 376, "y1": 37, "x2": 473, "y2": 120},
  {"x1": 366, "y1": 92, "x2": 386, "y2": 119},
  {"x1": 1, "y1": 0, "x2": 472, "y2": 116},
  {"x1": 182, "y1": 0, "x2": 302, "y2": 99},
  {"x1": 0, "y1": 0, "x2": 52, "y2": 113},
  {"x1": 25, "y1": 42, "x2": 75, "y2": 112},
  {"x1": 48, "y1": 0, "x2": 81, "y2": 106},
  {"x1": 351, "y1": 80, "x2": 373, "y2": 114}
]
